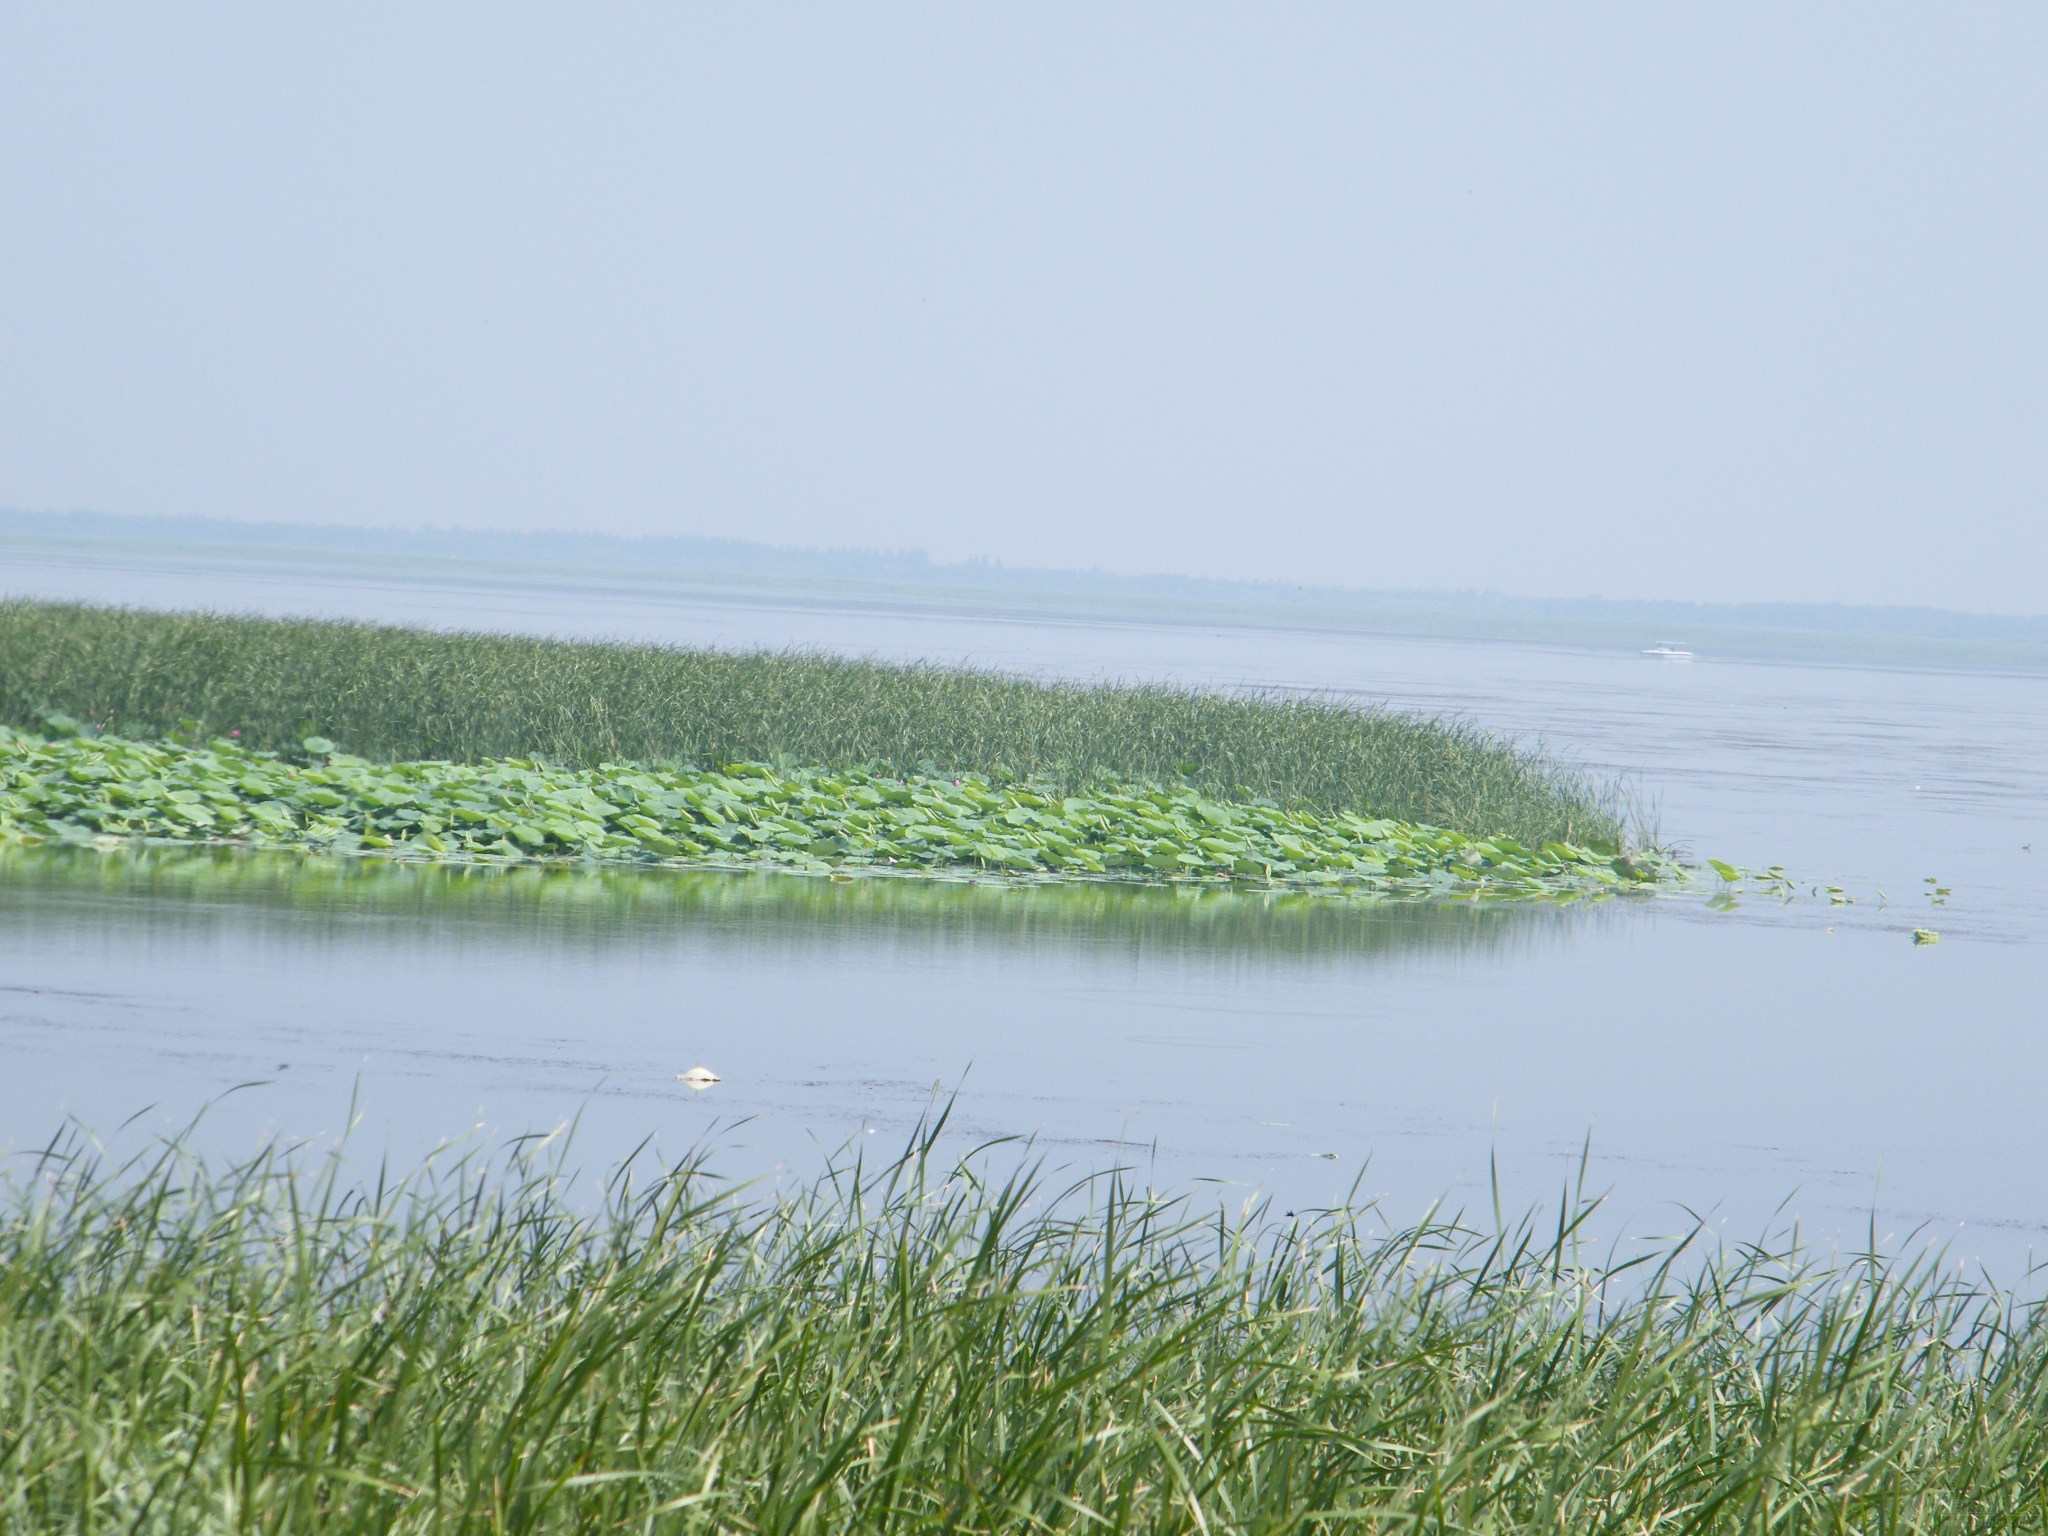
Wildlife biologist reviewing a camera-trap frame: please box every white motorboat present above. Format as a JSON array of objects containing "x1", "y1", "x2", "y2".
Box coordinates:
[{"x1": 1640, "y1": 642, "x2": 1695, "y2": 661}]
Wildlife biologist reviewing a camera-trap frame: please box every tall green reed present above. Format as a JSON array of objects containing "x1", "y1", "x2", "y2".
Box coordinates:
[
  {"x1": 0, "y1": 601, "x2": 1619, "y2": 846},
  {"x1": 0, "y1": 1113, "x2": 2042, "y2": 1533}
]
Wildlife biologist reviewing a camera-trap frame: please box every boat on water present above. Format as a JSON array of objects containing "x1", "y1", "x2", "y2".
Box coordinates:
[{"x1": 1641, "y1": 642, "x2": 1695, "y2": 661}]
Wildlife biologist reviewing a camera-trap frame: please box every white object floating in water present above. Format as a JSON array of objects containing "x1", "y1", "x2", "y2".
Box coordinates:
[
  {"x1": 1641, "y1": 643, "x2": 1695, "y2": 661},
  {"x1": 677, "y1": 1065, "x2": 722, "y2": 1089}
]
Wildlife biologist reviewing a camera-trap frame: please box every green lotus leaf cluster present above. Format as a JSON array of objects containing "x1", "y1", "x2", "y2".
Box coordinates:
[{"x1": 0, "y1": 726, "x2": 1678, "y2": 899}]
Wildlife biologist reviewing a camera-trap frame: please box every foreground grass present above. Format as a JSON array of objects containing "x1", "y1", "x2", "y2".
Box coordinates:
[
  {"x1": 0, "y1": 601, "x2": 1619, "y2": 847},
  {"x1": 1, "y1": 1125, "x2": 2043, "y2": 1534},
  {"x1": 0, "y1": 726, "x2": 1672, "y2": 899}
]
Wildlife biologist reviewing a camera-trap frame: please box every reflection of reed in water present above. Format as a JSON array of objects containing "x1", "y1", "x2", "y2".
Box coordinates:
[{"x1": 0, "y1": 843, "x2": 1600, "y2": 965}]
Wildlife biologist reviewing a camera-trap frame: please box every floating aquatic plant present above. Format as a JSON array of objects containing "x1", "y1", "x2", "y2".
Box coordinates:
[{"x1": 0, "y1": 726, "x2": 1677, "y2": 901}]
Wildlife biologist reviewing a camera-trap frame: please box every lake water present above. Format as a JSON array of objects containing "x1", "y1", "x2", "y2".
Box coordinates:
[{"x1": 5, "y1": 546, "x2": 2046, "y2": 1266}]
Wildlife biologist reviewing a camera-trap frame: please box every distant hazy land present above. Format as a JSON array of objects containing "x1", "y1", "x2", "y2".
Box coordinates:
[{"x1": 5, "y1": 508, "x2": 2045, "y2": 673}]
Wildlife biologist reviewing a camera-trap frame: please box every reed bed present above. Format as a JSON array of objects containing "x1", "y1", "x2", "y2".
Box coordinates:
[
  {"x1": 0, "y1": 602, "x2": 1619, "y2": 847},
  {"x1": 0, "y1": 1120, "x2": 2042, "y2": 1534}
]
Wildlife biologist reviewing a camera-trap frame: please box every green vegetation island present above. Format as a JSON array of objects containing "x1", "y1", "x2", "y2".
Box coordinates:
[
  {"x1": 0, "y1": 601, "x2": 1675, "y2": 899},
  {"x1": 0, "y1": 1128, "x2": 2040, "y2": 1531}
]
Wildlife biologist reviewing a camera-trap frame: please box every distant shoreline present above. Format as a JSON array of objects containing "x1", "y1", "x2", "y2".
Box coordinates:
[{"x1": 6, "y1": 508, "x2": 2048, "y2": 674}]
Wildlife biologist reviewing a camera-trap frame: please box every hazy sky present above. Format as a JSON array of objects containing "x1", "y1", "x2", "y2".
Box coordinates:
[{"x1": 3, "y1": 7, "x2": 2043, "y2": 610}]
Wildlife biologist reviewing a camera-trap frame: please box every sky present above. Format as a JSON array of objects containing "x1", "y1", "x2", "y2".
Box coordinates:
[{"x1": 1, "y1": 6, "x2": 2043, "y2": 612}]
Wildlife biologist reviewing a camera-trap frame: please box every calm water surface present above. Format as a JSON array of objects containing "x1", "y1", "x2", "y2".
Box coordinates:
[{"x1": 4, "y1": 550, "x2": 2045, "y2": 1261}]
